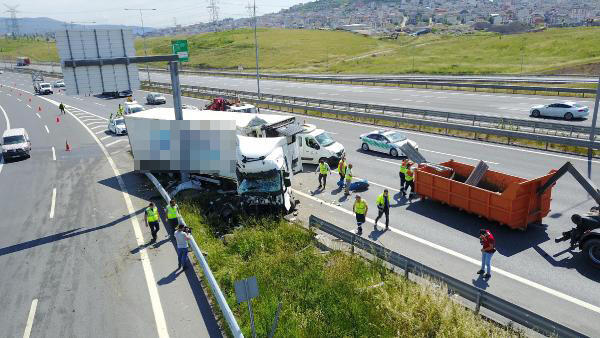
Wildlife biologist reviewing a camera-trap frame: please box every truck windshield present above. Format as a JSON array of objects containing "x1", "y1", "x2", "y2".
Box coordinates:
[
  {"x1": 315, "y1": 131, "x2": 335, "y2": 147},
  {"x1": 238, "y1": 171, "x2": 282, "y2": 194},
  {"x1": 3, "y1": 135, "x2": 25, "y2": 145}
]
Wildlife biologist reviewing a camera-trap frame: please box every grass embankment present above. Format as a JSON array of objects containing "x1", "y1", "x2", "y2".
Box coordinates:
[
  {"x1": 0, "y1": 37, "x2": 58, "y2": 63},
  {"x1": 180, "y1": 198, "x2": 522, "y2": 337},
  {"x1": 5, "y1": 26, "x2": 600, "y2": 75}
]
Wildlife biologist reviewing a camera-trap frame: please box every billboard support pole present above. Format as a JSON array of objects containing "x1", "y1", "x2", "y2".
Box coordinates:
[{"x1": 169, "y1": 60, "x2": 189, "y2": 181}]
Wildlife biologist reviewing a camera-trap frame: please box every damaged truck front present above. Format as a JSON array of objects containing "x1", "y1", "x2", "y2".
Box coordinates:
[{"x1": 125, "y1": 107, "x2": 297, "y2": 215}]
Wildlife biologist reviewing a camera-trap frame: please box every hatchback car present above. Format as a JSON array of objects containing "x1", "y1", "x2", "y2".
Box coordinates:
[
  {"x1": 146, "y1": 92, "x2": 167, "y2": 105},
  {"x1": 108, "y1": 118, "x2": 127, "y2": 135},
  {"x1": 1, "y1": 128, "x2": 31, "y2": 160},
  {"x1": 530, "y1": 101, "x2": 589, "y2": 120},
  {"x1": 359, "y1": 130, "x2": 418, "y2": 157}
]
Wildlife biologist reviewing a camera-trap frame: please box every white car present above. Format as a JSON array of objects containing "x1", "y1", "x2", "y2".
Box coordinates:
[
  {"x1": 530, "y1": 101, "x2": 589, "y2": 120},
  {"x1": 124, "y1": 101, "x2": 145, "y2": 115},
  {"x1": 359, "y1": 130, "x2": 418, "y2": 157},
  {"x1": 53, "y1": 80, "x2": 66, "y2": 88},
  {"x1": 108, "y1": 118, "x2": 127, "y2": 135},
  {"x1": 182, "y1": 104, "x2": 199, "y2": 110}
]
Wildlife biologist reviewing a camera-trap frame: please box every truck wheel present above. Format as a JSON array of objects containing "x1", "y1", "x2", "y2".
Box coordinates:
[
  {"x1": 390, "y1": 148, "x2": 398, "y2": 157},
  {"x1": 583, "y1": 238, "x2": 600, "y2": 268},
  {"x1": 361, "y1": 143, "x2": 369, "y2": 151}
]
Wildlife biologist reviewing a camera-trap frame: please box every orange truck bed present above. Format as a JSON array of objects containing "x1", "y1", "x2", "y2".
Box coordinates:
[{"x1": 415, "y1": 160, "x2": 556, "y2": 230}]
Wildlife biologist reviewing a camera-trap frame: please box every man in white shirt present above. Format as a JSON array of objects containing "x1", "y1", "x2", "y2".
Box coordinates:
[{"x1": 174, "y1": 224, "x2": 192, "y2": 270}]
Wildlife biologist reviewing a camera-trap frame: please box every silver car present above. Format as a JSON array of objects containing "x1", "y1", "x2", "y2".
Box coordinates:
[
  {"x1": 530, "y1": 101, "x2": 589, "y2": 120},
  {"x1": 146, "y1": 92, "x2": 166, "y2": 105}
]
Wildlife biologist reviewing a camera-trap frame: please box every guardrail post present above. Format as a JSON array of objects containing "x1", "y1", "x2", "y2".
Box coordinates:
[
  {"x1": 351, "y1": 234, "x2": 356, "y2": 254},
  {"x1": 475, "y1": 292, "x2": 482, "y2": 314},
  {"x1": 404, "y1": 260, "x2": 409, "y2": 279}
]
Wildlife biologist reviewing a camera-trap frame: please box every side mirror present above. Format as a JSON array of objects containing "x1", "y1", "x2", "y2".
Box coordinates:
[{"x1": 284, "y1": 178, "x2": 291, "y2": 187}]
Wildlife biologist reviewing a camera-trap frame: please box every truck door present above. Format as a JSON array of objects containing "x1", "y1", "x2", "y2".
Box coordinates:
[{"x1": 299, "y1": 135, "x2": 312, "y2": 163}]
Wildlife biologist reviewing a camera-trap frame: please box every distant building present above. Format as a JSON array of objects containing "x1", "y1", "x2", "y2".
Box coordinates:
[{"x1": 339, "y1": 23, "x2": 370, "y2": 31}]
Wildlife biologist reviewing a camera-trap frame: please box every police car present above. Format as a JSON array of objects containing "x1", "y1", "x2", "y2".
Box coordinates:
[{"x1": 359, "y1": 130, "x2": 418, "y2": 157}]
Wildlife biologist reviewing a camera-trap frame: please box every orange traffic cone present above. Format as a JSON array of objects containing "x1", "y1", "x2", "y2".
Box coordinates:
[
  {"x1": 56, "y1": 116, "x2": 60, "y2": 123},
  {"x1": 65, "y1": 140, "x2": 71, "y2": 152}
]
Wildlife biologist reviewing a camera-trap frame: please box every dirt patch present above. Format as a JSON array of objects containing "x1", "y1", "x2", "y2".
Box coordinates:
[{"x1": 547, "y1": 62, "x2": 600, "y2": 76}]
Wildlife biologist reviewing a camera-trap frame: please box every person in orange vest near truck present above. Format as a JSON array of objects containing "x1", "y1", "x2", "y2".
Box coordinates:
[
  {"x1": 353, "y1": 194, "x2": 368, "y2": 235},
  {"x1": 403, "y1": 166, "x2": 415, "y2": 198},
  {"x1": 477, "y1": 229, "x2": 496, "y2": 279}
]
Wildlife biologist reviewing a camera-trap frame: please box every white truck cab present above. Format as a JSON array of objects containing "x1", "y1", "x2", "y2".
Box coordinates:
[{"x1": 297, "y1": 124, "x2": 344, "y2": 167}]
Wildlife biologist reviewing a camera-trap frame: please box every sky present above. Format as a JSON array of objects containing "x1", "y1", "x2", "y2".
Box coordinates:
[{"x1": 9, "y1": 0, "x2": 308, "y2": 28}]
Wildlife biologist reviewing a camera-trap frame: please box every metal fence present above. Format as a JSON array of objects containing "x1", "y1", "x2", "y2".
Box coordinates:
[
  {"x1": 145, "y1": 81, "x2": 600, "y2": 152},
  {"x1": 308, "y1": 215, "x2": 584, "y2": 338},
  {"x1": 145, "y1": 173, "x2": 244, "y2": 338}
]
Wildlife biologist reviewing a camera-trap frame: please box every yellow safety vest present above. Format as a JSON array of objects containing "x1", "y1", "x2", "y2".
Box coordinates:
[
  {"x1": 400, "y1": 163, "x2": 408, "y2": 174},
  {"x1": 338, "y1": 160, "x2": 346, "y2": 174},
  {"x1": 376, "y1": 193, "x2": 388, "y2": 208},
  {"x1": 146, "y1": 207, "x2": 158, "y2": 222},
  {"x1": 405, "y1": 170, "x2": 414, "y2": 182},
  {"x1": 319, "y1": 162, "x2": 330, "y2": 175},
  {"x1": 167, "y1": 205, "x2": 178, "y2": 219},
  {"x1": 345, "y1": 167, "x2": 353, "y2": 181},
  {"x1": 354, "y1": 200, "x2": 367, "y2": 214}
]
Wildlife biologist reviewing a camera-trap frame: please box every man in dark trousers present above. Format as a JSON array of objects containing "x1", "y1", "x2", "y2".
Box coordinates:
[
  {"x1": 59, "y1": 102, "x2": 65, "y2": 115},
  {"x1": 174, "y1": 224, "x2": 192, "y2": 270},
  {"x1": 144, "y1": 202, "x2": 160, "y2": 242},
  {"x1": 477, "y1": 229, "x2": 496, "y2": 279},
  {"x1": 315, "y1": 158, "x2": 331, "y2": 190},
  {"x1": 375, "y1": 189, "x2": 390, "y2": 230},
  {"x1": 353, "y1": 194, "x2": 368, "y2": 235},
  {"x1": 165, "y1": 199, "x2": 180, "y2": 229}
]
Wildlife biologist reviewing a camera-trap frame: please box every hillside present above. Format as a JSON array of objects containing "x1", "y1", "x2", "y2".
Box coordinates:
[{"x1": 3, "y1": 27, "x2": 600, "y2": 74}]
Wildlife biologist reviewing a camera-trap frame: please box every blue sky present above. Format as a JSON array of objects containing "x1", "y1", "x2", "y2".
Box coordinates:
[{"x1": 11, "y1": 0, "x2": 308, "y2": 28}]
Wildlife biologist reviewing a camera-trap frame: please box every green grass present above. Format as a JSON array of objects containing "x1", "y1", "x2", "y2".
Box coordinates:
[
  {"x1": 179, "y1": 198, "x2": 523, "y2": 337},
  {"x1": 6, "y1": 26, "x2": 600, "y2": 75},
  {"x1": 0, "y1": 37, "x2": 59, "y2": 62}
]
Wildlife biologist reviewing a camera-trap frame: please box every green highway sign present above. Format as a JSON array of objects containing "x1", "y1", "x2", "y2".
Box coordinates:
[{"x1": 171, "y1": 40, "x2": 189, "y2": 62}]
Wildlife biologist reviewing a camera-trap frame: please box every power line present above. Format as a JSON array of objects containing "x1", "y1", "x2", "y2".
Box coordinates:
[
  {"x1": 207, "y1": 0, "x2": 219, "y2": 32},
  {"x1": 4, "y1": 4, "x2": 19, "y2": 38}
]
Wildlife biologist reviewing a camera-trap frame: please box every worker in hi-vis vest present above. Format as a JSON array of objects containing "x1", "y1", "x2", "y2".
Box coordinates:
[
  {"x1": 165, "y1": 199, "x2": 180, "y2": 229},
  {"x1": 375, "y1": 189, "x2": 390, "y2": 230},
  {"x1": 399, "y1": 159, "x2": 409, "y2": 192},
  {"x1": 404, "y1": 167, "x2": 415, "y2": 198},
  {"x1": 337, "y1": 156, "x2": 347, "y2": 186},
  {"x1": 315, "y1": 158, "x2": 331, "y2": 190},
  {"x1": 344, "y1": 163, "x2": 353, "y2": 195},
  {"x1": 353, "y1": 194, "x2": 368, "y2": 235},
  {"x1": 144, "y1": 202, "x2": 160, "y2": 242}
]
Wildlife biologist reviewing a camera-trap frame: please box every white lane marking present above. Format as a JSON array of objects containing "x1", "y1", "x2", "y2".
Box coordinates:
[
  {"x1": 51, "y1": 146, "x2": 56, "y2": 161},
  {"x1": 44, "y1": 125, "x2": 50, "y2": 134},
  {"x1": 420, "y1": 149, "x2": 500, "y2": 165},
  {"x1": 22, "y1": 298, "x2": 38, "y2": 338},
  {"x1": 0, "y1": 103, "x2": 9, "y2": 176},
  {"x1": 94, "y1": 102, "x2": 105, "y2": 106},
  {"x1": 6, "y1": 93, "x2": 11, "y2": 96},
  {"x1": 49, "y1": 188, "x2": 56, "y2": 219},
  {"x1": 95, "y1": 130, "x2": 107, "y2": 135},
  {"x1": 105, "y1": 139, "x2": 126, "y2": 147},
  {"x1": 16, "y1": 98, "x2": 21, "y2": 102},
  {"x1": 35, "y1": 113, "x2": 41, "y2": 119},
  {"x1": 100, "y1": 135, "x2": 112, "y2": 140},
  {"x1": 27, "y1": 104, "x2": 32, "y2": 109},
  {"x1": 90, "y1": 125, "x2": 105, "y2": 130},
  {"x1": 58, "y1": 104, "x2": 169, "y2": 337},
  {"x1": 292, "y1": 188, "x2": 600, "y2": 314},
  {"x1": 86, "y1": 121, "x2": 107, "y2": 126}
]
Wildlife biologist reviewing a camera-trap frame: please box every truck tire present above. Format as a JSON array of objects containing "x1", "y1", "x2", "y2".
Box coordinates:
[{"x1": 583, "y1": 238, "x2": 600, "y2": 268}]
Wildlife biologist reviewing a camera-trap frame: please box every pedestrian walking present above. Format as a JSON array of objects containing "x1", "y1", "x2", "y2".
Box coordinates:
[
  {"x1": 404, "y1": 166, "x2": 415, "y2": 198},
  {"x1": 144, "y1": 202, "x2": 160, "y2": 242},
  {"x1": 315, "y1": 158, "x2": 331, "y2": 190},
  {"x1": 477, "y1": 229, "x2": 496, "y2": 279},
  {"x1": 174, "y1": 224, "x2": 192, "y2": 270},
  {"x1": 399, "y1": 159, "x2": 408, "y2": 192},
  {"x1": 353, "y1": 194, "x2": 368, "y2": 235},
  {"x1": 117, "y1": 104, "x2": 124, "y2": 117},
  {"x1": 374, "y1": 189, "x2": 390, "y2": 230},
  {"x1": 165, "y1": 199, "x2": 180, "y2": 229},
  {"x1": 337, "y1": 156, "x2": 347, "y2": 186},
  {"x1": 344, "y1": 163, "x2": 353, "y2": 195},
  {"x1": 59, "y1": 102, "x2": 65, "y2": 115}
]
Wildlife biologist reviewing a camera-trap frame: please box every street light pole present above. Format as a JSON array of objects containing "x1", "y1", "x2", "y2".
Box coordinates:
[
  {"x1": 252, "y1": 0, "x2": 261, "y2": 99},
  {"x1": 125, "y1": 8, "x2": 156, "y2": 85}
]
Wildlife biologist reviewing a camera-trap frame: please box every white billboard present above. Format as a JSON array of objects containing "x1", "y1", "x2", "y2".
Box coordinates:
[{"x1": 55, "y1": 29, "x2": 140, "y2": 96}]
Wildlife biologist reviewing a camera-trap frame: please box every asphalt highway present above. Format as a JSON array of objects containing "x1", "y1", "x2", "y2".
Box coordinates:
[
  {"x1": 4, "y1": 70, "x2": 600, "y2": 335},
  {"x1": 0, "y1": 73, "x2": 221, "y2": 337}
]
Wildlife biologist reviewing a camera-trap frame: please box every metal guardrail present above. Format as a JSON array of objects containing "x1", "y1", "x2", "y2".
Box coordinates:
[
  {"x1": 145, "y1": 173, "x2": 244, "y2": 338},
  {"x1": 145, "y1": 81, "x2": 600, "y2": 151},
  {"x1": 144, "y1": 81, "x2": 596, "y2": 140},
  {"x1": 308, "y1": 215, "x2": 585, "y2": 338},
  {"x1": 150, "y1": 68, "x2": 596, "y2": 97}
]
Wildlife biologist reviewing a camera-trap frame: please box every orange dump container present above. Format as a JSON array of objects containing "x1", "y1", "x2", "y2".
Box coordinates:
[{"x1": 414, "y1": 160, "x2": 556, "y2": 230}]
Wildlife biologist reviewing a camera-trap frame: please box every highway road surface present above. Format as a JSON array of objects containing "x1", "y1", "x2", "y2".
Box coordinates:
[
  {"x1": 3, "y1": 70, "x2": 600, "y2": 336},
  {"x1": 0, "y1": 73, "x2": 221, "y2": 337}
]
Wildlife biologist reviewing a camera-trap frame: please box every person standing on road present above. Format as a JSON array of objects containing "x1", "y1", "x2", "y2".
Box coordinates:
[
  {"x1": 117, "y1": 104, "x2": 124, "y2": 117},
  {"x1": 477, "y1": 229, "x2": 496, "y2": 279},
  {"x1": 316, "y1": 158, "x2": 331, "y2": 190},
  {"x1": 337, "y1": 156, "x2": 347, "y2": 186},
  {"x1": 375, "y1": 189, "x2": 390, "y2": 230},
  {"x1": 404, "y1": 166, "x2": 415, "y2": 198},
  {"x1": 344, "y1": 163, "x2": 354, "y2": 195},
  {"x1": 174, "y1": 224, "x2": 192, "y2": 270},
  {"x1": 165, "y1": 199, "x2": 180, "y2": 229},
  {"x1": 353, "y1": 195, "x2": 368, "y2": 235},
  {"x1": 59, "y1": 102, "x2": 65, "y2": 115},
  {"x1": 144, "y1": 202, "x2": 160, "y2": 242},
  {"x1": 399, "y1": 159, "x2": 408, "y2": 192}
]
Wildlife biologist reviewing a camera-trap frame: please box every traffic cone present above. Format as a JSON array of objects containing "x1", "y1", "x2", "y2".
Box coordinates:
[
  {"x1": 56, "y1": 116, "x2": 60, "y2": 123},
  {"x1": 65, "y1": 140, "x2": 71, "y2": 152},
  {"x1": 38, "y1": 106, "x2": 42, "y2": 112}
]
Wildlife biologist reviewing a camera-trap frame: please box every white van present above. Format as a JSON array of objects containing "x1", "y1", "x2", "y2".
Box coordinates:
[
  {"x1": 297, "y1": 124, "x2": 344, "y2": 166},
  {"x1": 2, "y1": 128, "x2": 31, "y2": 160}
]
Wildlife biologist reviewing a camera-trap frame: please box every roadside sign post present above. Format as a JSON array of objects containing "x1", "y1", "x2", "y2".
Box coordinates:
[
  {"x1": 588, "y1": 75, "x2": 600, "y2": 179},
  {"x1": 235, "y1": 276, "x2": 259, "y2": 338},
  {"x1": 171, "y1": 40, "x2": 189, "y2": 62}
]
